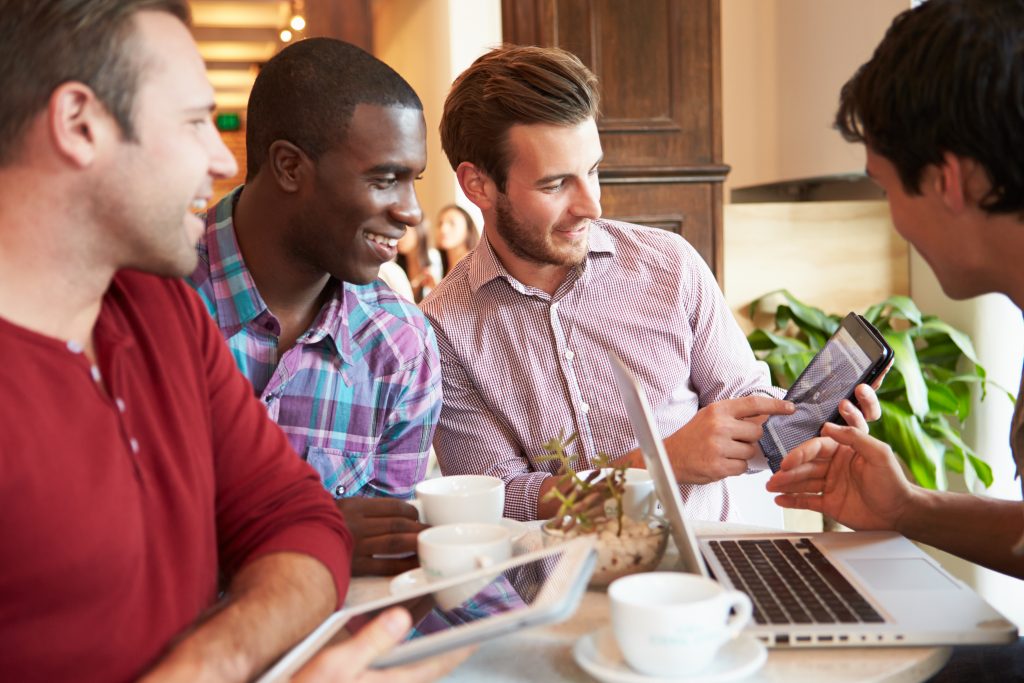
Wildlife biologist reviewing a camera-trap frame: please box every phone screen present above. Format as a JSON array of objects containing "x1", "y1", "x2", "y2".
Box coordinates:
[{"x1": 761, "y1": 322, "x2": 879, "y2": 471}]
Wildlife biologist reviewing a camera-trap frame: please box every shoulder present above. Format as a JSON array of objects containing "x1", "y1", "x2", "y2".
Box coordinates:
[{"x1": 347, "y1": 280, "x2": 437, "y2": 360}]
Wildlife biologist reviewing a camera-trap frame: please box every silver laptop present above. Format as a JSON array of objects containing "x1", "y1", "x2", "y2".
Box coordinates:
[{"x1": 608, "y1": 351, "x2": 1018, "y2": 648}]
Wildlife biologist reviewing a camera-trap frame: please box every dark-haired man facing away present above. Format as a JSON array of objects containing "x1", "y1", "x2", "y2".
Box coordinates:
[
  {"x1": 188, "y1": 38, "x2": 438, "y2": 576},
  {"x1": 766, "y1": 0, "x2": 1024, "y2": 678}
]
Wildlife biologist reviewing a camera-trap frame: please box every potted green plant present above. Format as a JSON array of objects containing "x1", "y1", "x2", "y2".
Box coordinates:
[
  {"x1": 746, "y1": 290, "x2": 1012, "y2": 490},
  {"x1": 537, "y1": 431, "x2": 668, "y2": 587}
]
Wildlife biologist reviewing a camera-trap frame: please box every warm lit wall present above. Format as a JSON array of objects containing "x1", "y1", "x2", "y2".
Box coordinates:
[{"x1": 721, "y1": 0, "x2": 908, "y2": 196}]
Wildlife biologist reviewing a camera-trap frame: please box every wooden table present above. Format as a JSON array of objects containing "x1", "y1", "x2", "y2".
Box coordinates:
[{"x1": 346, "y1": 522, "x2": 951, "y2": 683}]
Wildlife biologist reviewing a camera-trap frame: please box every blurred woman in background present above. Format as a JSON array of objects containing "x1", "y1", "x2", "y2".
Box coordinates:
[
  {"x1": 434, "y1": 204, "x2": 479, "y2": 276},
  {"x1": 395, "y1": 219, "x2": 442, "y2": 301}
]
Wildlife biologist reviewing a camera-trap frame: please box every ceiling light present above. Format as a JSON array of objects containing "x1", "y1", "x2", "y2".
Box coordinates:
[
  {"x1": 289, "y1": 15, "x2": 306, "y2": 31},
  {"x1": 279, "y1": 29, "x2": 293, "y2": 42}
]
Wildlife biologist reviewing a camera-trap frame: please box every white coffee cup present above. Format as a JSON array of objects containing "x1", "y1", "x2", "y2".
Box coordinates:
[
  {"x1": 417, "y1": 522, "x2": 512, "y2": 609},
  {"x1": 414, "y1": 475, "x2": 504, "y2": 526},
  {"x1": 577, "y1": 468, "x2": 655, "y2": 520},
  {"x1": 609, "y1": 572, "x2": 752, "y2": 677}
]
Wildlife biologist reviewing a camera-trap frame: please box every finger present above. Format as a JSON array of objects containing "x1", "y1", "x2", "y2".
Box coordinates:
[
  {"x1": 837, "y1": 398, "x2": 869, "y2": 432},
  {"x1": 356, "y1": 532, "x2": 421, "y2": 557},
  {"x1": 337, "y1": 498, "x2": 422, "y2": 521},
  {"x1": 766, "y1": 473, "x2": 826, "y2": 494},
  {"x1": 819, "y1": 422, "x2": 892, "y2": 464},
  {"x1": 352, "y1": 555, "x2": 420, "y2": 577},
  {"x1": 296, "y1": 608, "x2": 411, "y2": 681},
  {"x1": 851, "y1": 384, "x2": 881, "y2": 422},
  {"x1": 772, "y1": 493, "x2": 826, "y2": 513},
  {"x1": 725, "y1": 395, "x2": 795, "y2": 419},
  {"x1": 776, "y1": 436, "x2": 837, "y2": 471},
  {"x1": 349, "y1": 517, "x2": 430, "y2": 539}
]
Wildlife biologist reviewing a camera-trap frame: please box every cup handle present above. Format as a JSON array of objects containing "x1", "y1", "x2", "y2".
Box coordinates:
[{"x1": 723, "y1": 590, "x2": 753, "y2": 638}]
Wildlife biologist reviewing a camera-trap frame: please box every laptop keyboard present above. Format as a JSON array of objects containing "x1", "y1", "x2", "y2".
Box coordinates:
[{"x1": 708, "y1": 538, "x2": 885, "y2": 625}]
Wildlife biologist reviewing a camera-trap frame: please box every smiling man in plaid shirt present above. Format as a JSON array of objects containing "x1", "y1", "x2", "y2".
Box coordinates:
[{"x1": 188, "y1": 39, "x2": 438, "y2": 577}]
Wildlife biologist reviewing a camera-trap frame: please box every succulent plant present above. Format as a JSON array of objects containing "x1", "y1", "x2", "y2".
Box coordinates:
[{"x1": 536, "y1": 430, "x2": 628, "y2": 535}]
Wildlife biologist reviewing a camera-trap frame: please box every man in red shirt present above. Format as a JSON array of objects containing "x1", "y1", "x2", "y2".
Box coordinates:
[{"x1": 0, "y1": 2, "x2": 464, "y2": 681}]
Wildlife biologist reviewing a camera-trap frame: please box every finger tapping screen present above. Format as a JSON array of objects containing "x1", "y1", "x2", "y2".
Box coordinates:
[{"x1": 764, "y1": 326, "x2": 871, "y2": 461}]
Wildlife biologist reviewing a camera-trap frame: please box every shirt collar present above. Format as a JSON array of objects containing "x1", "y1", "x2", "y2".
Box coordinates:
[
  {"x1": 202, "y1": 186, "x2": 353, "y2": 362},
  {"x1": 467, "y1": 219, "x2": 617, "y2": 295}
]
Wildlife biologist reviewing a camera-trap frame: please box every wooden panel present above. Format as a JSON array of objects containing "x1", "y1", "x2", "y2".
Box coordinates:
[
  {"x1": 306, "y1": 0, "x2": 373, "y2": 51},
  {"x1": 503, "y1": 0, "x2": 725, "y2": 280},
  {"x1": 600, "y1": 182, "x2": 716, "y2": 266}
]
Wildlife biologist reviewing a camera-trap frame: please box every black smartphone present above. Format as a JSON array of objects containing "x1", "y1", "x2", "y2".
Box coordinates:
[{"x1": 760, "y1": 312, "x2": 893, "y2": 473}]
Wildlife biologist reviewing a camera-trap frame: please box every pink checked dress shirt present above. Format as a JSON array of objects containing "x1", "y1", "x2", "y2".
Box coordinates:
[{"x1": 421, "y1": 219, "x2": 781, "y2": 522}]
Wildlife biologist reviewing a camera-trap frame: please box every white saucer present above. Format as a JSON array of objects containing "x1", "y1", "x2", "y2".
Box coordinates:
[
  {"x1": 390, "y1": 567, "x2": 429, "y2": 596},
  {"x1": 573, "y1": 626, "x2": 767, "y2": 683}
]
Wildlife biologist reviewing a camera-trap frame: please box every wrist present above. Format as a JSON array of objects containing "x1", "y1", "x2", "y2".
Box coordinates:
[{"x1": 892, "y1": 484, "x2": 934, "y2": 538}]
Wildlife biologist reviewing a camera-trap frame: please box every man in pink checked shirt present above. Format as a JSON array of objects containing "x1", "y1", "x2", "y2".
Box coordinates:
[{"x1": 421, "y1": 45, "x2": 882, "y2": 524}]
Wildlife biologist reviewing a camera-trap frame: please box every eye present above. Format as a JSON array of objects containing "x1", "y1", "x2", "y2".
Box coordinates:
[
  {"x1": 372, "y1": 176, "x2": 398, "y2": 190},
  {"x1": 541, "y1": 180, "x2": 566, "y2": 194}
]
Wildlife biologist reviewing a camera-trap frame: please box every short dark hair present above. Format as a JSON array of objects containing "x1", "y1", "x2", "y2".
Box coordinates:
[
  {"x1": 245, "y1": 38, "x2": 422, "y2": 180},
  {"x1": 0, "y1": 0, "x2": 190, "y2": 165},
  {"x1": 836, "y1": 0, "x2": 1024, "y2": 214},
  {"x1": 440, "y1": 45, "x2": 600, "y2": 193}
]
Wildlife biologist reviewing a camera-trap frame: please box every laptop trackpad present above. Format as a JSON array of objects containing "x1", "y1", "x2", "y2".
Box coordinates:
[{"x1": 847, "y1": 558, "x2": 958, "y2": 591}]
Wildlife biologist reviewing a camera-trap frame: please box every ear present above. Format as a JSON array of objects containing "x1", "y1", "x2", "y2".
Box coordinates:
[
  {"x1": 48, "y1": 82, "x2": 110, "y2": 168},
  {"x1": 456, "y1": 161, "x2": 497, "y2": 211},
  {"x1": 935, "y1": 151, "x2": 967, "y2": 214},
  {"x1": 267, "y1": 140, "x2": 309, "y2": 193}
]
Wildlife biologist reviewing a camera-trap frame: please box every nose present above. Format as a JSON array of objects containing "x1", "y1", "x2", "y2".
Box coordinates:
[
  {"x1": 571, "y1": 174, "x2": 602, "y2": 220},
  {"x1": 208, "y1": 127, "x2": 238, "y2": 180},
  {"x1": 391, "y1": 184, "x2": 423, "y2": 228}
]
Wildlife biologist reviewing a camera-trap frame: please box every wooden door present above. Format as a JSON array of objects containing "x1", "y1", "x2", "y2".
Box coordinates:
[{"x1": 502, "y1": 0, "x2": 727, "y2": 281}]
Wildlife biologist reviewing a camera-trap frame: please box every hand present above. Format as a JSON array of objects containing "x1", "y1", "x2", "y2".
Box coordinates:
[
  {"x1": 336, "y1": 498, "x2": 428, "y2": 576},
  {"x1": 293, "y1": 608, "x2": 474, "y2": 683},
  {"x1": 765, "y1": 422, "x2": 915, "y2": 530},
  {"x1": 663, "y1": 396, "x2": 794, "y2": 484}
]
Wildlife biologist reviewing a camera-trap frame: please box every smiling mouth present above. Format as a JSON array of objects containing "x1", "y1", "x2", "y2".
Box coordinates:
[{"x1": 364, "y1": 230, "x2": 400, "y2": 262}]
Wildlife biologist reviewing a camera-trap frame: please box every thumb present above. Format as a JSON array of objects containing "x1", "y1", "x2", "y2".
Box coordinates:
[{"x1": 342, "y1": 608, "x2": 412, "y2": 672}]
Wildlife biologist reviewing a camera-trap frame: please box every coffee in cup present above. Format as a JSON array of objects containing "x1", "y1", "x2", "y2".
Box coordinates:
[
  {"x1": 608, "y1": 572, "x2": 752, "y2": 676},
  {"x1": 414, "y1": 474, "x2": 504, "y2": 525}
]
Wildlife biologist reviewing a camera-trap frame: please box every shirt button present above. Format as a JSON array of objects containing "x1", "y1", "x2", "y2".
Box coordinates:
[
  {"x1": 129, "y1": 438, "x2": 139, "y2": 454},
  {"x1": 115, "y1": 398, "x2": 126, "y2": 413},
  {"x1": 334, "y1": 485, "x2": 345, "y2": 497},
  {"x1": 581, "y1": 402, "x2": 590, "y2": 413},
  {"x1": 264, "y1": 394, "x2": 273, "y2": 403},
  {"x1": 565, "y1": 349, "x2": 575, "y2": 361},
  {"x1": 90, "y1": 365, "x2": 102, "y2": 382},
  {"x1": 66, "y1": 340, "x2": 84, "y2": 354}
]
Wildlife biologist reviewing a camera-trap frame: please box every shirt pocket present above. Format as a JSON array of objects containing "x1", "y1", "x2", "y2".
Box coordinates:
[{"x1": 305, "y1": 446, "x2": 373, "y2": 499}]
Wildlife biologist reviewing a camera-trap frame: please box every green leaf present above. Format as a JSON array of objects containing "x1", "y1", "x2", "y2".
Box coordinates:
[
  {"x1": 965, "y1": 454, "x2": 995, "y2": 488},
  {"x1": 863, "y1": 303, "x2": 884, "y2": 326},
  {"x1": 925, "y1": 380, "x2": 961, "y2": 415},
  {"x1": 747, "y1": 329, "x2": 812, "y2": 355},
  {"x1": 884, "y1": 330, "x2": 929, "y2": 419},
  {"x1": 924, "y1": 418, "x2": 994, "y2": 488},
  {"x1": 777, "y1": 291, "x2": 839, "y2": 336},
  {"x1": 876, "y1": 295, "x2": 923, "y2": 326},
  {"x1": 879, "y1": 400, "x2": 943, "y2": 489},
  {"x1": 917, "y1": 319, "x2": 980, "y2": 365}
]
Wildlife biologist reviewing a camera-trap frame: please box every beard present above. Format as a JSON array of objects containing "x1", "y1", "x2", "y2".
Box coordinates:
[{"x1": 493, "y1": 193, "x2": 589, "y2": 268}]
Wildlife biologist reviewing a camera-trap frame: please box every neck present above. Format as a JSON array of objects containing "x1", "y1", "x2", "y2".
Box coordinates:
[
  {"x1": 0, "y1": 170, "x2": 113, "y2": 347},
  {"x1": 232, "y1": 180, "x2": 331, "y2": 319},
  {"x1": 483, "y1": 226, "x2": 571, "y2": 296}
]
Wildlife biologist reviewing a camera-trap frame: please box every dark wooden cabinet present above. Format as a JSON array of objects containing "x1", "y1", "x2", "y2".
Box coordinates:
[{"x1": 502, "y1": 0, "x2": 727, "y2": 281}]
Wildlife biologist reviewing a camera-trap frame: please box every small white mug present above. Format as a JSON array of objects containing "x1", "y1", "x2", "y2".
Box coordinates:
[
  {"x1": 609, "y1": 572, "x2": 752, "y2": 677},
  {"x1": 417, "y1": 523, "x2": 512, "y2": 609},
  {"x1": 577, "y1": 468, "x2": 655, "y2": 520},
  {"x1": 414, "y1": 475, "x2": 504, "y2": 526}
]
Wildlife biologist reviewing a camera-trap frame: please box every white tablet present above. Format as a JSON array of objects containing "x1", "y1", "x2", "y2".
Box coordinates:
[{"x1": 257, "y1": 536, "x2": 597, "y2": 681}]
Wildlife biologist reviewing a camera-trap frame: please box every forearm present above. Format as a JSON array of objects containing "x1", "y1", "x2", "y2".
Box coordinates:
[
  {"x1": 141, "y1": 552, "x2": 338, "y2": 683},
  {"x1": 899, "y1": 489, "x2": 1024, "y2": 579}
]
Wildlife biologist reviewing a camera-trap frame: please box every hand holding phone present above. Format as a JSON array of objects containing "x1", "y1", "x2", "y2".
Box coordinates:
[{"x1": 760, "y1": 313, "x2": 893, "y2": 473}]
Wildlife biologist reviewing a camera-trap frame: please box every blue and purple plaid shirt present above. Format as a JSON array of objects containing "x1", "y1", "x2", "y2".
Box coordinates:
[{"x1": 188, "y1": 187, "x2": 442, "y2": 500}]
